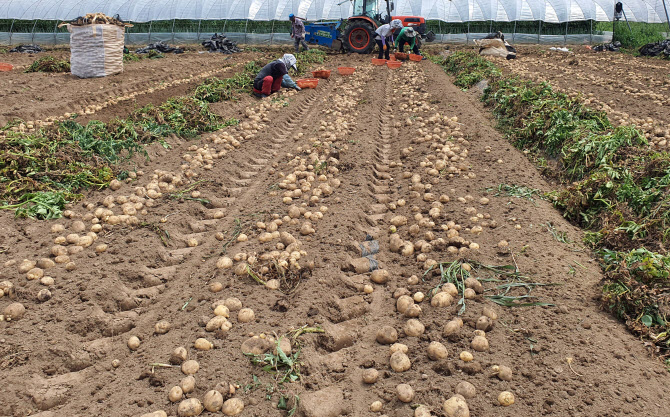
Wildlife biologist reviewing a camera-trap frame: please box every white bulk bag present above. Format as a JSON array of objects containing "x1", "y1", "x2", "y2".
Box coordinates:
[{"x1": 68, "y1": 24, "x2": 124, "y2": 78}]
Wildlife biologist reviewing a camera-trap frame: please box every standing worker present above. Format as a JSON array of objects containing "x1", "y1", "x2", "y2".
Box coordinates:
[
  {"x1": 253, "y1": 54, "x2": 298, "y2": 98},
  {"x1": 395, "y1": 26, "x2": 421, "y2": 55},
  {"x1": 290, "y1": 14, "x2": 310, "y2": 54},
  {"x1": 375, "y1": 19, "x2": 403, "y2": 61}
]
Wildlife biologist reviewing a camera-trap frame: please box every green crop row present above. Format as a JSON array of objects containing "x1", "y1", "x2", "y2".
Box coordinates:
[{"x1": 435, "y1": 51, "x2": 670, "y2": 353}]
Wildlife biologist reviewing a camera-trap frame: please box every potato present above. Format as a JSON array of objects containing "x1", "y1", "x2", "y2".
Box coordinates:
[
  {"x1": 37, "y1": 258, "x2": 55, "y2": 269},
  {"x1": 473, "y1": 330, "x2": 486, "y2": 337},
  {"x1": 168, "y1": 385, "x2": 183, "y2": 402},
  {"x1": 181, "y1": 359, "x2": 200, "y2": 375},
  {"x1": 170, "y1": 346, "x2": 188, "y2": 364},
  {"x1": 471, "y1": 336, "x2": 489, "y2": 352},
  {"x1": 370, "y1": 269, "x2": 389, "y2": 284},
  {"x1": 95, "y1": 244, "x2": 108, "y2": 253},
  {"x1": 127, "y1": 336, "x2": 140, "y2": 350},
  {"x1": 415, "y1": 405, "x2": 432, "y2": 417},
  {"x1": 18, "y1": 259, "x2": 36, "y2": 273},
  {"x1": 178, "y1": 398, "x2": 203, "y2": 416},
  {"x1": 140, "y1": 411, "x2": 167, "y2": 417},
  {"x1": 476, "y1": 316, "x2": 493, "y2": 332},
  {"x1": 404, "y1": 304, "x2": 422, "y2": 318},
  {"x1": 464, "y1": 288, "x2": 476, "y2": 299},
  {"x1": 376, "y1": 326, "x2": 398, "y2": 344},
  {"x1": 154, "y1": 320, "x2": 171, "y2": 335},
  {"x1": 396, "y1": 295, "x2": 414, "y2": 314},
  {"x1": 362, "y1": 368, "x2": 379, "y2": 384},
  {"x1": 492, "y1": 365, "x2": 513, "y2": 381},
  {"x1": 465, "y1": 277, "x2": 483, "y2": 293},
  {"x1": 363, "y1": 284, "x2": 374, "y2": 294},
  {"x1": 111, "y1": 359, "x2": 120, "y2": 368},
  {"x1": 180, "y1": 376, "x2": 196, "y2": 393},
  {"x1": 26, "y1": 267, "x2": 44, "y2": 280},
  {"x1": 210, "y1": 281, "x2": 224, "y2": 293},
  {"x1": 389, "y1": 343, "x2": 408, "y2": 355},
  {"x1": 204, "y1": 389, "x2": 224, "y2": 412},
  {"x1": 455, "y1": 381, "x2": 476, "y2": 399},
  {"x1": 482, "y1": 306, "x2": 498, "y2": 320},
  {"x1": 498, "y1": 391, "x2": 515, "y2": 406},
  {"x1": 370, "y1": 400, "x2": 383, "y2": 412},
  {"x1": 37, "y1": 289, "x2": 52, "y2": 302},
  {"x1": 3, "y1": 302, "x2": 25, "y2": 320},
  {"x1": 214, "y1": 304, "x2": 230, "y2": 317},
  {"x1": 225, "y1": 297, "x2": 243, "y2": 311},
  {"x1": 217, "y1": 257, "x2": 233, "y2": 269},
  {"x1": 427, "y1": 341, "x2": 448, "y2": 360},
  {"x1": 431, "y1": 292, "x2": 453, "y2": 307},
  {"x1": 396, "y1": 384, "x2": 415, "y2": 403},
  {"x1": 222, "y1": 398, "x2": 245, "y2": 416},
  {"x1": 195, "y1": 338, "x2": 214, "y2": 351},
  {"x1": 443, "y1": 320, "x2": 462, "y2": 337},
  {"x1": 404, "y1": 319, "x2": 425, "y2": 337},
  {"x1": 443, "y1": 395, "x2": 469, "y2": 417},
  {"x1": 459, "y1": 351, "x2": 474, "y2": 362},
  {"x1": 238, "y1": 308, "x2": 255, "y2": 323},
  {"x1": 207, "y1": 315, "x2": 230, "y2": 331},
  {"x1": 442, "y1": 283, "x2": 458, "y2": 297},
  {"x1": 390, "y1": 351, "x2": 411, "y2": 372},
  {"x1": 413, "y1": 292, "x2": 425, "y2": 302}
]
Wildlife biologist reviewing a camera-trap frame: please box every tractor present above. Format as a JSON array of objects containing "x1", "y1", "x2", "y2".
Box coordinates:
[{"x1": 302, "y1": 0, "x2": 435, "y2": 53}]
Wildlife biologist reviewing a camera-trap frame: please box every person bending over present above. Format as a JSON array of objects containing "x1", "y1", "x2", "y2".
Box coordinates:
[
  {"x1": 253, "y1": 54, "x2": 298, "y2": 98},
  {"x1": 375, "y1": 19, "x2": 403, "y2": 60}
]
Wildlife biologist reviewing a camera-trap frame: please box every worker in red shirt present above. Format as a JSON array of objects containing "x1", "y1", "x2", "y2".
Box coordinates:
[
  {"x1": 290, "y1": 14, "x2": 310, "y2": 54},
  {"x1": 252, "y1": 54, "x2": 298, "y2": 98}
]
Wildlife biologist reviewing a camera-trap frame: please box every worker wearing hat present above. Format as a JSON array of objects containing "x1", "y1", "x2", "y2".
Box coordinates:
[
  {"x1": 253, "y1": 54, "x2": 299, "y2": 98},
  {"x1": 395, "y1": 26, "x2": 421, "y2": 55},
  {"x1": 289, "y1": 14, "x2": 310, "y2": 54},
  {"x1": 375, "y1": 19, "x2": 403, "y2": 60}
]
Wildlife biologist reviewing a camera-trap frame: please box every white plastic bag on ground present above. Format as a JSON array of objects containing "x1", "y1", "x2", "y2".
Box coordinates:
[
  {"x1": 475, "y1": 38, "x2": 517, "y2": 60},
  {"x1": 68, "y1": 24, "x2": 124, "y2": 78}
]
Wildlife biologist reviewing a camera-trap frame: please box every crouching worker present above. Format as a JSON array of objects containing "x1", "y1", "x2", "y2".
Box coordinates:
[
  {"x1": 281, "y1": 74, "x2": 302, "y2": 91},
  {"x1": 395, "y1": 26, "x2": 420, "y2": 55},
  {"x1": 253, "y1": 54, "x2": 298, "y2": 98}
]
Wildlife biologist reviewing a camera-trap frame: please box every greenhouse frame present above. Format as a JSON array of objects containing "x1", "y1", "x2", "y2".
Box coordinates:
[{"x1": 0, "y1": 0, "x2": 668, "y2": 45}]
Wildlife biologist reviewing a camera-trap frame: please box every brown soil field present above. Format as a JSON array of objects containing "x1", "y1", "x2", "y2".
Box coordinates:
[{"x1": 0, "y1": 47, "x2": 668, "y2": 417}]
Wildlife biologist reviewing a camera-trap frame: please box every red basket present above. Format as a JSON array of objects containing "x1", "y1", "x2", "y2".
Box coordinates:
[
  {"x1": 311, "y1": 70, "x2": 331, "y2": 79},
  {"x1": 0, "y1": 63, "x2": 14, "y2": 72},
  {"x1": 389, "y1": 54, "x2": 397, "y2": 61},
  {"x1": 387, "y1": 61, "x2": 402, "y2": 69},
  {"x1": 394, "y1": 52, "x2": 409, "y2": 61},
  {"x1": 371, "y1": 58, "x2": 387, "y2": 66},
  {"x1": 296, "y1": 78, "x2": 319, "y2": 89},
  {"x1": 409, "y1": 54, "x2": 423, "y2": 62},
  {"x1": 337, "y1": 66, "x2": 355, "y2": 75}
]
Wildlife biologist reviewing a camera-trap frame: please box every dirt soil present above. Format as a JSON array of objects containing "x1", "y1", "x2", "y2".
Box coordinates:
[
  {"x1": 490, "y1": 45, "x2": 670, "y2": 149},
  {"x1": 0, "y1": 50, "x2": 669, "y2": 417}
]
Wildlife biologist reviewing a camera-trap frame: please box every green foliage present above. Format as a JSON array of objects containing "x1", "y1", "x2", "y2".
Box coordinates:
[
  {"x1": 0, "y1": 191, "x2": 70, "y2": 220},
  {"x1": 194, "y1": 61, "x2": 262, "y2": 102},
  {"x1": 123, "y1": 53, "x2": 143, "y2": 62},
  {"x1": 612, "y1": 21, "x2": 667, "y2": 48},
  {"x1": 435, "y1": 51, "x2": 670, "y2": 352},
  {"x1": 439, "y1": 51, "x2": 501, "y2": 88},
  {"x1": 25, "y1": 56, "x2": 70, "y2": 73},
  {"x1": 294, "y1": 49, "x2": 326, "y2": 76}
]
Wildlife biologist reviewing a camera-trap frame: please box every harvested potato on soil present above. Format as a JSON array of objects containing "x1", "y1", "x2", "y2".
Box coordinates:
[
  {"x1": 396, "y1": 383, "x2": 415, "y2": 403},
  {"x1": 170, "y1": 346, "x2": 188, "y2": 364},
  {"x1": 443, "y1": 394, "x2": 470, "y2": 417},
  {"x1": 154, "y1": 320, "x2": 171, "y2": 334},
  {"x1": 140, "y1": 411, "x2": 167, "y2": 417},
  {"x1": 370, "y1": 269, "x2": 389, "y2": 284},
  {"x1": 427, "y1": 341, "x2": 448, "y2": 360},
  {"x1": 390, "y1": 351, "x2": 411, "y2": 372},
  {"x1": 376, "y1": 326, "x2": 398, "y2": 344},
  {"x1": 168, "y1": 386, "x2": 183, "y2": 403},
  {"x1": 238, "y1": 308, "x2": 255, "y2": 323},
  {"x1": 222, "y1": 398, "x2": 245, "y2": 416},
  {"x1": 181, "y1": 360, "x2": 199, "y2": 375},
  {"x1": 492, "y1": 365, "x2": 513, "y2": 381},
  {"x1": 476, "y1": 316, "x2": 493, "y2": 331},
  {"x1": 404, "y1": 319, "x2": 425, "y2": 337},
  {"x1": 415, "y1": 405, "x2": 432, "y2": 417},
  {"x1": 195, "y1": 338, "x2": 214, "y2": 350},
  {"x1": 482, "y1": 306, "x2": 498, "y2": 320},
  {"x1": 460, "y1": 351, "x2": 474, "y2": 362},
  {"x1": 178, "y1": 398, "x2": 203, "y2": 416},
  {"x1": 455, "y1": 381, "x2": 476, "y2": 399},
  {"x1": 471, "y1": 336, "x2": 489, "y2": 352},
  {"x1": 362, "y1": 368, "x2": 379, "y2": 384},
  {"x1": 431, "y1": 291, "x2": 453, "y2": 307},
  {"x1": 498, "y1": 391, "x2": 515, "y2": 406},
  {"x1": 370, "y1": 400, "x2": 383, "y2": 412},
  {"x1": 127, "y1": 336, "x2": 140, "y2": 350},
  {"x1": 180, "y1": 376, "x2": 196, "y2": 393},
  {"x1": 389, "y1": 343, "x2": 408, "y2": 355},
  {"x1": 204, "y1": 389, "x2": 224, "y2": 412}
]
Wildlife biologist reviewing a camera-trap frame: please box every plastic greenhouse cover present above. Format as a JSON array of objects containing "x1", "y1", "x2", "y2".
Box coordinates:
[{"x1": 1, "y1": 0, "x2": 668, "y2": 23}]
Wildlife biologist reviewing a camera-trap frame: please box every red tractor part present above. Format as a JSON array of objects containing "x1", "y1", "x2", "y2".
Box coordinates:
[{"x1": 343, "y1": 18, "x2": 377, "y2": 54}]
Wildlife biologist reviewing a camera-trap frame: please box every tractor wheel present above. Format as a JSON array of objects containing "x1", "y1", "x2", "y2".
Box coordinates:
[{"x1": 343, "y1": 22, "x2": 375, "y2": 54}]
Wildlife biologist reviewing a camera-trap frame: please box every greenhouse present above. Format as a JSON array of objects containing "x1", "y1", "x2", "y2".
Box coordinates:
[{"x1": 0, "y1": 0, "x2": 668, "y2": 45}]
